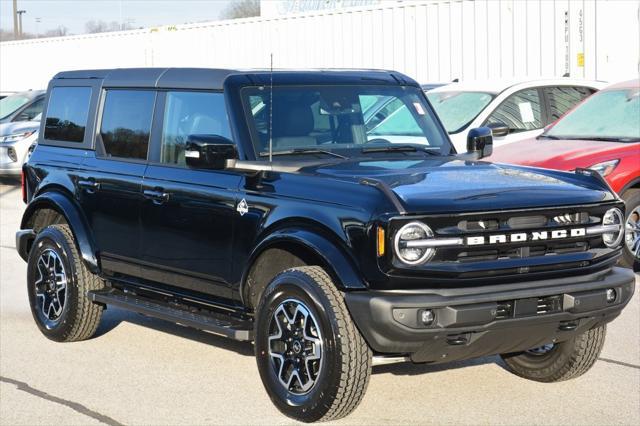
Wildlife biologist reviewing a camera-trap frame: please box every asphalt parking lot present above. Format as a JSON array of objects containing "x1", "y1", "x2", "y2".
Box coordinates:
[{"x1": 0, "y1": 178, "x2": 638, "y2": 426}]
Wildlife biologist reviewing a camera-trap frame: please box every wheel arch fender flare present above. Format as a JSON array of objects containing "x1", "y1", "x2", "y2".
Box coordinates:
[
  {"x1": 21, "y1": 189, "x2": 99, "y2": 273},
  {"x1": 240, "y1": 227, "x2": 368, "y2": 306},
  {"x1": 620, "y1": 177, "x2": 640, "y2": 197}
]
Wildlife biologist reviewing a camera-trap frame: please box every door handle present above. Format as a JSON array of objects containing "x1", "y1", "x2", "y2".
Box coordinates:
[
  {"x1": 143, "y1": 189, "x2": 170, "y2": 205},
  {"x1": 78, "y1": 179, "x2": 100, "y2": 193}
]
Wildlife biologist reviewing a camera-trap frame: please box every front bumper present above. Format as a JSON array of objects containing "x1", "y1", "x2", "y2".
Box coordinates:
[
  {"x1": 16, "y1": 229, "x2": 36, "y2": 262},
  {"x1": 345, "y1": 267, "x2": 635, "y2": 363},
  {"x1": 0, "y1": 144, "x2": 25, "y2": 176}
]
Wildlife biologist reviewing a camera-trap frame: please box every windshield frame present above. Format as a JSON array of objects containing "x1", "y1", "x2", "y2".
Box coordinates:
[
  {"x1": 239, "y1": 84, "x2": 454, "y2": 161},
  {"x1": 426, "y1": 90, "x2": 495, "y2": 134}
]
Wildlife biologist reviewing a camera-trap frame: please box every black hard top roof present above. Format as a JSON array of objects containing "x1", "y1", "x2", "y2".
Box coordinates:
[{"x1": 52, "y1": 68, "x2": 418, "y2": 90}]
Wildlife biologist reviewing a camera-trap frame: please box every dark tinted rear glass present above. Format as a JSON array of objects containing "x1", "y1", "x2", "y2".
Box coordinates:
[
  {"x1": 44, "y1": 87, "x2": 92, "y2": 142},
  {"x1": 545, "y1": 86, "x2": 595, "y2": 121},
  {"x1": 100, "y1": 90, "x2": 155, "y2": 160}
]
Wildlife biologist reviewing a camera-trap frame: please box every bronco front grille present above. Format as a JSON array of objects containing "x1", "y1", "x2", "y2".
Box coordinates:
[
  {"x1": 388, "y1": 202, "x2": 623, "y2": 282},
  {"x1": 457, "y1": 241, "x2": 589, "y2": 262}
]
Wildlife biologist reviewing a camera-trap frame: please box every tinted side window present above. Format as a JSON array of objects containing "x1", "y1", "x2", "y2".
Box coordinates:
[
  {"x1": 545, "y1": 86, "x2": 595, "y2": 121},
  {"x1": 18, "y1": 98, "x2": 44, "y2": 121},
  {"x1": 100, "y1": 90, "x2": 155, "y2": 160},
  {"x1": 44, "y1": 87, "x2": 92, "y2": 142},
  {"x1": 161, "y1": 91, "x2": 231, "y2": 166},
  {"x1": 486, "y1": 88, "x2": 542, "y2": 132}
]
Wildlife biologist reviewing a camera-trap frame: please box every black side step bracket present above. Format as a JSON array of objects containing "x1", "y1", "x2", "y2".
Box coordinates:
[{"x1": 88, "y1": 289, "x2": 253, "y2": 341}]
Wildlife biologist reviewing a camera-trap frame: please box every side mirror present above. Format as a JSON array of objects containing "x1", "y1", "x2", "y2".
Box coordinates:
[
  {"x1": 185, "y1": 134, "x2": 237, "y2": 170},
  {"x1": 486, "y1": 122, "x2": 510, "y2": 137},
  {"x1": 466, "y1": 127, "x2": 493, "y2": 159}
]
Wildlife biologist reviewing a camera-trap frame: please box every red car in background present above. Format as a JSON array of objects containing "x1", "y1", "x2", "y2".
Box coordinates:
[{"x1": 489, "y1": 79, "x2": 640, "y2": 269}]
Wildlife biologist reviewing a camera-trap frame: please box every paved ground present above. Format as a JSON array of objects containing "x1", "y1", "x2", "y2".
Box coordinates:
[{"x1": 1, "y1": 178, "x2": 638, "y2": 426}]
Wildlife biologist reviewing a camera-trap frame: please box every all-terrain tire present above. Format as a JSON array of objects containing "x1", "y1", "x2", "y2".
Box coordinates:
[
  {"x1": 500, "y1": 325, "x2": 606, "y2": 382},
  {"x1": 255, "y1": 266, "x2": 372, "y2": 422},
  {"x1": 27, "y1": 224, "x2": 104, "y2": 342}
]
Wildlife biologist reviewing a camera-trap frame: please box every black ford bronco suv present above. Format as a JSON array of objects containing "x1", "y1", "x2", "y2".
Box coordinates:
[{"x1": 17, "y1": 68, "x2": 635, "y2": 422}]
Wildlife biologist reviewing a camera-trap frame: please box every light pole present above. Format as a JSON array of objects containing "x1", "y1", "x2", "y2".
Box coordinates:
[
  {"x1": 17, "y1": 10, "x2": 26, "y2": 38},
  {"x1": 36, "y1": 17, "x2": 41, "y2": 37},
  {"x1": 12, "y1": 0, "x2": 18, "y2": 38}
]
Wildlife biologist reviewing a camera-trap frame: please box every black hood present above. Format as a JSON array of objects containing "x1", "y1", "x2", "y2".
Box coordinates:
[{"x1": 305, "y1": 157, "x2": 615, "y2": 214}]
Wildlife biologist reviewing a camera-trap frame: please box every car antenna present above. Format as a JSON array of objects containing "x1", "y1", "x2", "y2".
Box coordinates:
[{"x1": 269, "y1": 53, "x2": 274, "y2": 162}]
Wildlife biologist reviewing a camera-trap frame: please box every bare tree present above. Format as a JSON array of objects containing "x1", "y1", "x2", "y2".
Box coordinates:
[
  {"x1": 44, "y1": 25, "x2": 69, "y2": 37},
  {"x1": 220, "y1": 0, "x2": 260, "y2": 20},
  {"x1": 0, "y1": 28, "x2": 36, "y2": 41},
  {"x1": 85, "y1": 19, "x2": 133, "y2": 34}
]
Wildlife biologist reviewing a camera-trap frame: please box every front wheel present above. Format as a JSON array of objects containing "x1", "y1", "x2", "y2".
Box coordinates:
[
  {"x1": 500, "y1": 325, "x2": 606, "y2": 382},
  {"x1": 255, "y1": 266, "x2": 372, "y2": 422}
]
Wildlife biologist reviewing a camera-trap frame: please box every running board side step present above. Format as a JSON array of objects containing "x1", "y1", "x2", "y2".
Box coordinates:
[{"x1": 88, "y1": 289, "x2": 254, "y2": 341}]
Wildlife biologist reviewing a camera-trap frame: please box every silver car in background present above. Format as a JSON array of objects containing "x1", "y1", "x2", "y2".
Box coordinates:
[{"x1": 0, "y1": 113, "x2": 40, "y2": 176}]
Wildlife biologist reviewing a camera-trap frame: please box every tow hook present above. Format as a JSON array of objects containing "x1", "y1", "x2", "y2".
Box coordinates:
[
  {"x1": 446, "y1": 334, "x2": 469, "y2": 345},
  {"x1": 558, "y1": 321, "x2": 578, "y2": 331}
]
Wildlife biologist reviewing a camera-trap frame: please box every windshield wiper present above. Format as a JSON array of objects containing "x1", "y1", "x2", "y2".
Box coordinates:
[
  {"x1": 361, "y1": 145, "x2": 440, "y2": 155},
  {"x1": 538, "y1": 134, "x2": 639, "y2": 142},
  {"x1": 259, "y1": 148, "x2": 348, "y2": 159},
  {"x1": 537, "y1": 134, "x2": 561, "y2": 140},
  {"x1": 583, "y1": 136, "x2": 640, "y2": 142}
]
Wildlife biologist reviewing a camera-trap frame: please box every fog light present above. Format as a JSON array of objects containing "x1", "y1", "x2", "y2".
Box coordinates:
[
  {"x1": 420, "y1": 309, "x2": 435, "y2": 325},
  {"x1": 7, "y1": 147, "x2": 17, "y2": 162},
  {"x1": 606, "y1": 288, "x2": 616, "y2": 303}
]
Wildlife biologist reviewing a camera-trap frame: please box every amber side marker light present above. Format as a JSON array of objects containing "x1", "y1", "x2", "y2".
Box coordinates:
[
  {"x1": 377, "y1": 226, "x2": 385, "y2": 257},
  {"x1": 21, "y1": 170, "x2": 27, "y2": 204}
]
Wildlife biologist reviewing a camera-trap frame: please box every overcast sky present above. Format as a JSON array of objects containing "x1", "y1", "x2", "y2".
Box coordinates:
[{"x1": 1, "y1": 0, "x2": 231, "y2": 35}]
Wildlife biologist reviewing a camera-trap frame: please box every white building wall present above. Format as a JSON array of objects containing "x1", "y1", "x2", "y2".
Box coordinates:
[{"x1": 0, "y1": 0, "x2": 638, "y2": 92}]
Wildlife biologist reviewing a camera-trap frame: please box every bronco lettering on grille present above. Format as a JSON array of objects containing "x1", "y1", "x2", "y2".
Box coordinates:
[{"x1": 467, "y1": 228, "x2": 587, "y2": 246}]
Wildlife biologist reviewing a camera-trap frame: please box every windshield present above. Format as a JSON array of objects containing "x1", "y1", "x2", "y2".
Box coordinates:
[
  {"x1": 545, "y1": 88, "x2": 640, "y2": 141},
  {"x1": 242, "y1": 85, "x2": 453, "y2": 159},
  {"x1": 426, "y1": 91, "x2": 494, "y2": 133},
  {"x1": 0, "y1": 94, "x2": 30, "y2": 119}
]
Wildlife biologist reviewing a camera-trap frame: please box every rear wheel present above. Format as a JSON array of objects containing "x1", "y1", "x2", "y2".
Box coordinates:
[
  {"x1": 255, "y1": 266, "x2": 372, "y2": 422},
  {"x1": 500, "y1": 325, "x2": 606, "y2": 382},
  {"x1": 622, "y1": 189, "x2": 640, "y2": 270},
  {"x1": 27, "y1": 225, "x2": 104, "y2": 342}
]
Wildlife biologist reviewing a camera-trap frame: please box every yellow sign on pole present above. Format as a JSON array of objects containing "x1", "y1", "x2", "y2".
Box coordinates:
[{"x1": 577, "y1": 53, "x2": 585, "y2": 67}]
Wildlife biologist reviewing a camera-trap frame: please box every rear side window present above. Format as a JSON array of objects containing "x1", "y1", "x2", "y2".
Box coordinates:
[
  {"x1": 485, "y1": 88, "x2": 543, "y2": 132},
  {"x1": 545, "y1": 86, "x2": 595, "y2": 121},
  {"x1": 100, "y1": 90, "x2": 155, "y2": 160},
  {"x1": 44, "y1": 87, "x2": 92, "y2": 142}
]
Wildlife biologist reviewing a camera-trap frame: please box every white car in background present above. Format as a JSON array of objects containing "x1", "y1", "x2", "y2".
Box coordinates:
[
  {"x1": 0, "y1": 113, "x2": 40, "y2": 177},
  {"x1": 426, "y1": 79, "x2": 606, "y2": 152}
]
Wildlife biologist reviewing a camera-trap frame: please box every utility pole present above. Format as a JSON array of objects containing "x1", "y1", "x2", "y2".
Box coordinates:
[
  {"x1": 13, "y1": 0, "x2": 18, "y2": 38},
  {"x1": 17, "y1": 10, "x2": 26, "y2": 38}
]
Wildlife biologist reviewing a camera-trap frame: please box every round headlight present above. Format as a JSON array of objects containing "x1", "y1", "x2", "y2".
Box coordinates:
[
  {"x1": 602, "y1": 208, "x2": 624, "y2": 247},
  {"x1": 394, "y1": 222, "x2": 435, "y2": 265}
]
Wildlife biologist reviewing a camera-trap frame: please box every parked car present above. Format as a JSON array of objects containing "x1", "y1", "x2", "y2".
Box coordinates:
[
  {"x1": 0, "y1": 113, "x2": 40, "y2": 176},
  {"x1": 426, "y1": 79, "x2": 605, "y2": 152},
  {"x1": 0, "y1": 90, "x2": 45, "y2": 124},
  {"x1": 489, "y1": 79, "x2": 640, "y2": 268},
  {"x1": 16, "y1": 68, "x2": 634, "y2": 422}
]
